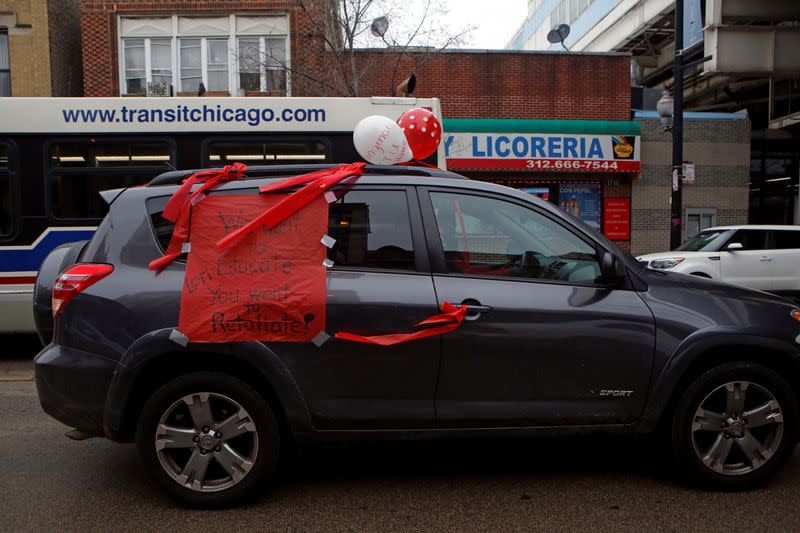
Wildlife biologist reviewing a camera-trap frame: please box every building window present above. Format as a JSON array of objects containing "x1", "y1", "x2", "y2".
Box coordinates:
[
  {"x1": 119, "y1": 15, "x2": 290, "y2": 96},
  {"x1": 551, "y1": 0, "x2": 593, "y2": 27},
  {"x1": 237, "y1": 37, "x2": 287, "y2": 94},
  {"x1": 151, "y1": 39, "x2": 173, "y2": 88},
  {"x1": 207, "y1": 39, "x2": 229, "y2": 92},
  {"x1": 685, "y1": 208, "x2": 716, "y2": 239},
  {"x1": 179, "y1": 38, "x2": 202, "y2": 93},
  {"x1": 1, "y1": 28, "x2": 11, "y2": 96},
  {"x1": 122, "y1": 38, "x2": 173, "y2": 95}
]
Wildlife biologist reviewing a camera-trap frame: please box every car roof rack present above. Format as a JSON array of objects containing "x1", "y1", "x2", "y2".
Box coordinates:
[{"x1": 147, "y1": 163, "x2": 466, "y2": 187}]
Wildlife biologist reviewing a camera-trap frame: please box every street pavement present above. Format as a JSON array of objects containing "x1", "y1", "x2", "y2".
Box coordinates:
[{"x1": 2, "y1": 349, "x2": 800, "y2": 532}]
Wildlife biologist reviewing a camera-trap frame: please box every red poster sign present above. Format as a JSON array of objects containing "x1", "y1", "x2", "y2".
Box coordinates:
[
  {"x1": 178, "y1": 194, "x2": 328, "y2": 343},
  {"x1": 603, "y1": 198, "x2": 631, "y2": 240}
]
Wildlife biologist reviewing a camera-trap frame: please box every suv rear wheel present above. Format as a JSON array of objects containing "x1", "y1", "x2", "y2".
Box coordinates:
[
  {"x1": 671, "y1": 361, "x2": 797, "y2": 490},
  {"x1": 136, "y1": 372, "x2": 280, "y2": 506}
]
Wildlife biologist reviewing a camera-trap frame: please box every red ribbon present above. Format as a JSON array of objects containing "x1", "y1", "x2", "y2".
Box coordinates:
[
  {"x1": 162, "y1": 162, "x2": 247, "y2": 222},
  {"x1": 149, "y1": 163, "x2": 247, "y2": 271},
  {"x1": 334, "y1": 301, "x2": 468, "y2": 346},
  {"x1": 216, "y1": 162, "x2": 366, "y2": 251}
]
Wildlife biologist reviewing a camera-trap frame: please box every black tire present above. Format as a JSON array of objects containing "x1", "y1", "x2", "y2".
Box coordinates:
[
  {"x1": 136, "y1": 372, "x2": 280, "y2": 507},
  {"x1": 671, "y1": 361, "x2": 797, "y2": 490}
]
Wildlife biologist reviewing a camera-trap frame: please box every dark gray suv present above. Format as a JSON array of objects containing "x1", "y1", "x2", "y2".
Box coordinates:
[{"x1": 34, "y1": 165, "x2": 800, "y2": 506}]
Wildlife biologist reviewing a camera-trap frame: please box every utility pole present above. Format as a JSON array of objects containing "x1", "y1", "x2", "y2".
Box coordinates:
[{"x1": 670, "y1": 0, "x2": 684, "y2": 249}]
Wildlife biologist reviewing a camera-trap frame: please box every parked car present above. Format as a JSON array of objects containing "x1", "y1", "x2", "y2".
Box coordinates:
[
  {"x1": 637, "y1": 225, "x2": 800, "y2": 299},
  {"x1": 34, "y1": 165, "x2": 800, "y2": 506}
]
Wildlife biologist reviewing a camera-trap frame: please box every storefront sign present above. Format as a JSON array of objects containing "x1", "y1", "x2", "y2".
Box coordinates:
[
  {"x1": 559, "y1": 183, "x2": 602, "y2": 231},
  {"x1": 604, "y1": 198, "x2": 631, "y2": 240},
  {"x1": 444, "y1": 132, "x2": 640, "y2": 172}
]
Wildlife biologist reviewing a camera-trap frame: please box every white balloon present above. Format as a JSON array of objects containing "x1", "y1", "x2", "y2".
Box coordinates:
[{"x1": 353, "y1": 115, "x2": 413, "y2": 165}]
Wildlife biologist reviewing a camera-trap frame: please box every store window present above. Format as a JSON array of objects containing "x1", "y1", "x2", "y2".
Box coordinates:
[
  {"x1": 205, "y1": 140, "x2": 327, "y2": 165},
  {"x1": 119, "y1": 15, "x2": 290, "y2": 96},
  {"x1": 685, "y1": 208, "x2": 716, "y2": 238},
  {"x1": 0, "y1": 28, "x2": 10, "y2": 96},
  {"x1": 327, "y1": 190, "x2": 416, "y2": 271},
  {"x1": 48, "y1": 140, "x2": 173, "y2": 219}
]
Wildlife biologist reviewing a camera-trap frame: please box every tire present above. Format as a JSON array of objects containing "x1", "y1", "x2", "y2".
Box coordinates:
[
  {"x1": 136, "y1": 372, "x2": 280, "y2": 507},
  {"x1": 671, "y1": 361, "x2": 797, "y2": 490}
]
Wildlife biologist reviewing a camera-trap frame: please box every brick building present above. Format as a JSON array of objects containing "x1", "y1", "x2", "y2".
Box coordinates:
[
  {"x1": 75, "y1": 0, "x2": 751, "y2": 253},
  {"x1": 0, "y1": 0, "x2": 82, "y2": 96},
  {"x1": 632, "y1": 113, "x2": 751, "y2": 254}
]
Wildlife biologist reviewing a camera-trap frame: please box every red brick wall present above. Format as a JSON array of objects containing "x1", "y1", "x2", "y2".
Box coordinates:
[
  {"x1": 352, "y1": 50, "x2": 631, "y2": 120},
  {"x1": 80, "y1": 0, "x2": 631, "y2": 121}
]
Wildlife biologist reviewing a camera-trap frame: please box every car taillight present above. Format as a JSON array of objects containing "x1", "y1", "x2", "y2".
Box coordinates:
[{"x1": 52, "y1": 263, "x2": 114, "y2": 317}]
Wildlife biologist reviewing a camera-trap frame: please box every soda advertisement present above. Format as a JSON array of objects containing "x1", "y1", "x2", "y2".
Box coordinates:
[{"x1": 558, "y1": 183, "x2": 601, "y2": 231}]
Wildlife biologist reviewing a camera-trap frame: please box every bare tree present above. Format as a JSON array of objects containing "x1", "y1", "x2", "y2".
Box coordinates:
[{"x1": 240, "y1": 0, "x2": 473, "y2": 97}]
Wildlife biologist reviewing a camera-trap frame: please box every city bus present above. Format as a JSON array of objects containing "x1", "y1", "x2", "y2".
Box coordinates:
[{"x1": 0, "y1": 96, "x2": 444, "y2": 333}]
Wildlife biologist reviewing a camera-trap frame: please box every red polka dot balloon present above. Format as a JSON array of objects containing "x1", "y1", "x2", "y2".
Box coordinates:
[{"x1": 397, "y1": 108, "x2": 442, "y2": 160}]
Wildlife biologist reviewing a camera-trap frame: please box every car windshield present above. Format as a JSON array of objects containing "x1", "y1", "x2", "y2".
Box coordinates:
[{"x1": 675, "y1": 230, "x2": 732, "y2": 251}]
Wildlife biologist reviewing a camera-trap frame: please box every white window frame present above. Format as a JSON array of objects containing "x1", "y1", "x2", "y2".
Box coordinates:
[
  {"x1": 120, "y1": 37, "x2": 176, "y2": 95},
  {"x1": 177, "y1": 37, "x2": 204, "y2": 94},
  {"x1": 235, "y1": 35, "x2": 290, "y2": 95},
  {"x1": 118, "y1": 14, "x2": 291, "y2": 96}
]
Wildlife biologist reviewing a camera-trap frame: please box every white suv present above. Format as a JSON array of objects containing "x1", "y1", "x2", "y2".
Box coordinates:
[{"x1": 637, "y1": 225, "x2": 800, "y2": 298}]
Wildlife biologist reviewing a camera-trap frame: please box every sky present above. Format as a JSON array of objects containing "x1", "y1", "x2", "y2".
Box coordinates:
[{"x1": 442, "y1": 0, "x2": 528, "y2": 49}]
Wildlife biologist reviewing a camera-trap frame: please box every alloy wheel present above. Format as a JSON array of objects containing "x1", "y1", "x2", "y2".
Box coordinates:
[
  {"x1": 155, "y1": 392, "x2": 259, "y2": 492},
  {"x1": 691, "y1": 381, "x2": 784, "y2": 476}
]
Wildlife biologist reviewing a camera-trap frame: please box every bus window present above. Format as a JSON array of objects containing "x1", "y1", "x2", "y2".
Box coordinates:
[
  {"x1": 0, "y1": 142, "x2": 12, "y2": 236},
  {"x1": 48, "y1": 139, "x2": 173, "y2": 220},
  {"x1": 204, "y1": 139, "x2": 327, "y2": 166},
  {"x1": 50, "y1": 141, "x2": 172, "y2": 168}
]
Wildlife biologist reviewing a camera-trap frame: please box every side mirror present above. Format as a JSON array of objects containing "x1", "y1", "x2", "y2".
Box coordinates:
[
  {"x1": 601, "y1": 252, "x2": 626, "y2": 284},
  {"x1": 727, "y1": 242, "x2": 743, "y2": 251}
]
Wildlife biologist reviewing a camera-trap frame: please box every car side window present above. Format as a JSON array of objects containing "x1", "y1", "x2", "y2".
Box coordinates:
[
  {"x1": 730, "y1": 230, "x2": 768, "y2": 250},
  {"x1": 773, "y1": 230, "x2": 800, "y2": 250},
  {"x1": 429, "y1": 192, "x2": 601, "y2": 283},
  {"x1": 327, "y1": 190, "x2": 416, "y2": 271}
]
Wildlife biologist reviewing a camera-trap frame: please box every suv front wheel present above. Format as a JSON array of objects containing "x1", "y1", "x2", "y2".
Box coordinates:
[
  {"x1": 671, "y1": 361, "x2": 797, "y2": 490},
  {"x1": 136, "y1": 371, "x2": 280, "y2": 506}
]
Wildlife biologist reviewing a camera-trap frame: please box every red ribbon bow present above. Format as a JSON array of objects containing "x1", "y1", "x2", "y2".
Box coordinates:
[
  {"x1": 216, "y1": 162, "x2": 367, "y2": 251},
  {"x1": 149, "y1": 162, "x2": 247, "y2": 271},
  {"x1": 334, "y1": 301, "x2": 468, "y2": 346}
]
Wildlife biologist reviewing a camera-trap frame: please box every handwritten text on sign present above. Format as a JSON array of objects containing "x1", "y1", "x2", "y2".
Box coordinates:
[{"x1": 179, "y1": 194, "x2": 328, "y2": 342}]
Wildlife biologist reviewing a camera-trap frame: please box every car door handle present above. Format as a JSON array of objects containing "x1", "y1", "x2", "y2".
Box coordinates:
[
  {"x1": 465, "y1": 305, "x2": 492, "y2": 312},
  {"x1": 460, "y1": 299, "x2": 492, "y2": 321},
  {"x1": 760, "y1": 257, "x2": 772, "y2": 262}
]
